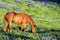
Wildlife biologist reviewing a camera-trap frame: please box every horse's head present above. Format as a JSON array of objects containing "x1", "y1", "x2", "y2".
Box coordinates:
[{"x1": 32, "y1": 25, "x2": 36, "y2": 33}]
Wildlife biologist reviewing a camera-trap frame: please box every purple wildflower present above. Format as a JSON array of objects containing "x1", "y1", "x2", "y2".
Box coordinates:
[
  {"x1": 42, "y1": 2, "x2": 56, "y2": 7},
  {"x1": 41, "y1": 35, "x2": 51, "y2": 40},
  {"x1": 15, "y1": 0, "x2": 21, "y2": 2},
  {"x1": 52, "y1": 36, "x2": 57, "y2": 40},
  {"x1": 12, "y1": 6, "x2": 22, "y2": 10},
  {"x1": 0, "y1": 4, "x2": 3, "y2": 8},
  {"x1": 2, "y1": 4, "x2": 10, "y2": 8},
  {"x1": 27, "y1": 1, "x2": 38, "y2": 8}
]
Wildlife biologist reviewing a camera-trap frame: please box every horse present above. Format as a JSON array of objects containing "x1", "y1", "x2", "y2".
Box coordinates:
[{"x1": 3, "y1": 12, "x2": 36, "y2": 33}]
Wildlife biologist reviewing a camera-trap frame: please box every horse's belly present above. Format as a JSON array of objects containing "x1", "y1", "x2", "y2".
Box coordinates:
[{"x1": 13, "y1": 16, "x2": 22, "y2": 24}]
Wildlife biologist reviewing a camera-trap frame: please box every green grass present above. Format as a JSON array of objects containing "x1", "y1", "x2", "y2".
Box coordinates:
[{"x1": 0, "y1": 0, "x2": 60, "y2": 40}]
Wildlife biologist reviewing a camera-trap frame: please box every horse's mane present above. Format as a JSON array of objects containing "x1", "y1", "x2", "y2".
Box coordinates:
[
  {"x1": 21, "y1": 13, "x2": 35, "y2": 26},
  {"x1": 20, "y1": 13, "x2": 34, "y2": 22},
  {"x1": 6, "y1": 12, "x2": 16, "y2": 15}
]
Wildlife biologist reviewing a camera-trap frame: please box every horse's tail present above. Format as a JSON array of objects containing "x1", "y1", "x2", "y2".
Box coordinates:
[
  {"x1": 28, "y1": 18, "x2": 36, "y2": 33},
  {"x1": 3, "y1": 15, "x2": 6, "y2": 32}
]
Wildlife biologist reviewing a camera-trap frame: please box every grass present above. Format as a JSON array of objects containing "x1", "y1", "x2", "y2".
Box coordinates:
[{"x1": 0, "y1": 0, "x2": 60, "y2": 40}]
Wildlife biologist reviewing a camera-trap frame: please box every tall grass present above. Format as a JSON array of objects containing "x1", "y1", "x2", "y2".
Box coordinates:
[{"x1": 0, "y1": 0, "x2": 60, "y2": 40}]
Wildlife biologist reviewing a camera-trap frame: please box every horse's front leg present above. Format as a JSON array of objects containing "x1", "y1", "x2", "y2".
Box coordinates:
[
  {"x1": 21, "y1": 23, "x2": 26, "y2": 32},
  {"x1": 7, "y1": 22, "x2": 12, "y2": 32},
  {"x1": 20, "y1": 25, "x2": 23, "y2": 32},
  {"x1": 23, "y1": 24, "x2": 26, "y2": 32}
]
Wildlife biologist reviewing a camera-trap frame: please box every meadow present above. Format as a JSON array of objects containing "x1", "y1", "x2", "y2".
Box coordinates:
[{"x1": 0, "y1": 0, "x2": 60, "y2": 40}]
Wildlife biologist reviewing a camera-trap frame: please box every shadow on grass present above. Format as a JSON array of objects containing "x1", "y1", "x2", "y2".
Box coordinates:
[
  {"x1": 36, "y1": 26, "x2": 50, "y2": 33},
  {"x1": 0, "y1": 31, "x2": 31, "y2": 40},
  {"x1": 0, "y1": 26, "x2": 60, "y2": 40},
  {"x1": 3, "y1": 33, "x2": 31, "y2": 40},
  {"x1": 51, "y1": 29, "x2": 60, "y2": 32},
  {"x1": 36, "y1": 25, "x2": 60, "y2": 33},
  {"x1": 0, "y1": 27, "x2": 32, "y2": 40}
]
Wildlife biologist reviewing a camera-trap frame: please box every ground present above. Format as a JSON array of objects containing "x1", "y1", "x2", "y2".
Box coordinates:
[{"x1": 0, "y1": 0, "x2": 60, "y2": 40}]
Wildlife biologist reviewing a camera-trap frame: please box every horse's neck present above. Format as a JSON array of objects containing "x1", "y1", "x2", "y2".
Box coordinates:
[{"x1": 28, "y1": 17, "x2": 35, "y2": 27}]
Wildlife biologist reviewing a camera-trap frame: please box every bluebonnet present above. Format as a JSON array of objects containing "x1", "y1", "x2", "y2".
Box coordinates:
[
  {"x1": 0, "y1": 4, "x2": 22, "y2": 10},
  {"x1": 42, "y1": 2, "x2": 57, "y2": 7},
  {"x1": 41, "y1": 35, "x2": 58, "y2": 40},
  {"x1": 41, "y1": 35, "x2": 51, "y2": 40},
  {"x1": 15, "y1": 0, "x2": 21, "y2": 2},
  {"x1": 0, "y1": 4, "x2": 3, "y2": 8},
  {"x1": 52, "y1": 36, "x2": 57, "y2": 40},
  {"x1": 25, "y1": 0, "x2": 33, "y2": 2},
  {"x1": 53, "y1": 2, "x2": 58, "y2": 5},
  {"x1": 14, "y1": 0, "x2": 38, "y2": 8},
  {"x1": 12, "y1": 6, "x2": 22, "y2": 10},
  {"x1": 2, "y1": 4, "x2": 11, "y2": 8},
  {"x1": 15, "y1": 0, "x2": 33, "y2": 2},
  {"x1": 27, "y1": 1, "x2": 38, "y2": 8},
  {"x1": 38, "y1": 0, "x2": 48, "y2": 2}
]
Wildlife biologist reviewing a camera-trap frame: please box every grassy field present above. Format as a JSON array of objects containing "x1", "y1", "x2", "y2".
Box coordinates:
[{"x1": 0, "y1": 0, "x2": 60, "y2": 40}]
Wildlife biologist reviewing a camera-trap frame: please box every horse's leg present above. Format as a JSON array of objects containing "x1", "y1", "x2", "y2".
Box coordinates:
[
  {"x1": 24, "y1": 24, "x2": 26, "y2": 32},
  {"x1": 7, "y1": 22, "x2": 12, "y2": 32},
  {"x1": 21, "y1": 23, "x2": 26, "y2": 32},
  {"x1": 20, "y1": 25, "x2": 23, "y2": 32},
  {"x1": 3, "y1": 17, "x2": 6, "y2": 32}
]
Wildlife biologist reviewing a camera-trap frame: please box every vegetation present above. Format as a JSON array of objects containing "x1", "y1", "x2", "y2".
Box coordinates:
[{"x1": 0, "y1": 0, "x2": 60, "y2": 40}]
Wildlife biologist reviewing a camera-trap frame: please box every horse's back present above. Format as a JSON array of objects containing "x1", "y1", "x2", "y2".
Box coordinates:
[{"x1": 4, "y1": 12, "x2": 34, "y2": 23}]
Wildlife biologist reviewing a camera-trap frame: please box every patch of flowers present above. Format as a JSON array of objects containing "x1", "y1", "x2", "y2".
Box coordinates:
[
  {"x1": 40, "y1": 35, "x2": 57, "y2": 40},
  {"x1": 15, "y1": 0, "x2": 22, "y2": 2},
  {"x1": 0, "y1": 4, "x2": 22, "y2": 10},
  {"x1": 15, "y1": 0, "x2": 33, "y2": 2},
  {"x1": 27, "y1": 1, "x2": 38, "y2": 8},
  {"x1": 14, "y1": 0, "x2": 38, "y2": 8},
  {"x1": 41, "y1": 2, "x2": 58, "y2": 7},
  {"x1": 12, "y1": 6, "x2": 22, "y2": 10},
  {"x1": 1, "y1": 0, "x2": 38, "y2": 8}
]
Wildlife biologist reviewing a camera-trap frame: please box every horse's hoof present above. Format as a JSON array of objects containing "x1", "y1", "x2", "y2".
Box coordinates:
[
  {"x1": 10, "y1": 31, "x2": 12, "y2": 32},
  {"x1": 8, "y1": 30, "x2": 12, "y2": 32},
  {"x1": 3, "y1": 29, "x2": 6, "y2": 32},
  {"x1": 20, "y1": 30, "x2": 22, "y2": 32}
]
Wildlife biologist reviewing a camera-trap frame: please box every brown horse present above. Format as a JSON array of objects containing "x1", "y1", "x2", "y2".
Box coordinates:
[{"x1": 3, "y1": 12, "x2": 36, "y2": 33}]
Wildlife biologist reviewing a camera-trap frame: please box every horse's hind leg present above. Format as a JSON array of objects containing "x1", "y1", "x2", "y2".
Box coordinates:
[
  {"x1": 7, "y1": 22, "x2": 12, "y2": 32},
  {"x1": 3, "y1": 17, "x2": 6, "y2": 32}
]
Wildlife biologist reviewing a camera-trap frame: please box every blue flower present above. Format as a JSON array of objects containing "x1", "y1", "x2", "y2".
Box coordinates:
[
  {"x1": 12, "y1": 6, "x2": 22, "y2": 10},
  {"x1": 15, "y1": 0, "x2": 21, "y2": 2},
  {"x1": 41, "y1": 35, "x2": 52, "y2": 40},
  {"x1": 52, "y1": 36, "x2": 57, "y2": 40},
  {"x1": 0, "y1": 4, "x2": 3, "y2": 8},
  {"x1": 2, "y1": 4, "x2": 10, "y2": 8}
]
